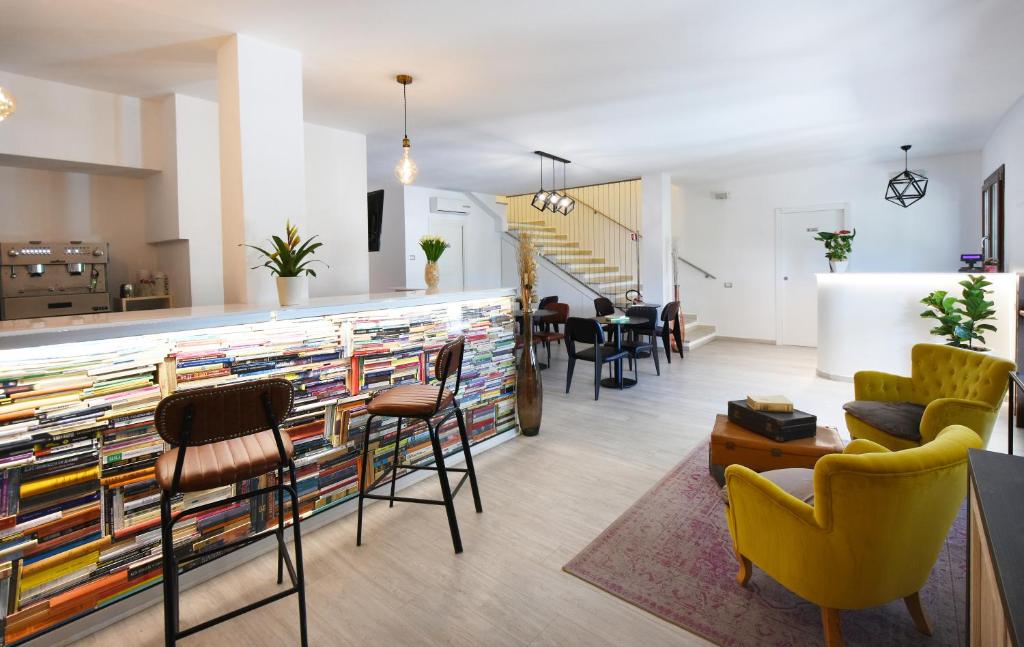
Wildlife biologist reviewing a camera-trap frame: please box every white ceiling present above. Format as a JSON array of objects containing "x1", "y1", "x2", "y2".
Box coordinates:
[{"x1": 1, "y1": 0, "x2": 1023, "y2": 194}]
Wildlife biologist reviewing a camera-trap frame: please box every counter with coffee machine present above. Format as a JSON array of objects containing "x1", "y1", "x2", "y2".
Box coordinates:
[{"x1": 0, "y1": 241, "x2": 111, "y2": 320}]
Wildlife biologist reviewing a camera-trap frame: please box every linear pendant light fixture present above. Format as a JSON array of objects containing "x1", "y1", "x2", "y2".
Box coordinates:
[
  {"x1": 530, "y1": 151, "x2": 574, "y2": 215},
  {"x1": 393, "y1": 74, "x2": 418, "y2": 185},
  {"x1": 885, "y1": 144, "x2": 928, "y2": 208}
]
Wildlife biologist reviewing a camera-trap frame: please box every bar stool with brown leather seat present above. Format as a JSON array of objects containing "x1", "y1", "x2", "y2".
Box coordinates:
[
  {"x1": 356, "y1": 336, "x2": 482, "y2": 554},
  {"x1": 155, "y1": 378, "x2": 308, "y2": 647}
]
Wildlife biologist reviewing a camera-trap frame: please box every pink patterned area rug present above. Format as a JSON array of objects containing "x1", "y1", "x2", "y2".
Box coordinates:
[{"x1": 563, "y1": 442, "x2": 966, "y2": 646}]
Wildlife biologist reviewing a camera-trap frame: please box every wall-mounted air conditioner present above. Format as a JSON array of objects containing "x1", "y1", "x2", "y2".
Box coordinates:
[{"x1": 429, "y1": 196, "x2": 472, "y2": 215}]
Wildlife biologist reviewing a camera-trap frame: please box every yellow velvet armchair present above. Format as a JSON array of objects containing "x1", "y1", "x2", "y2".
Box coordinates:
[
  {"x1": 724, "y1": 426, "x2": 981, "y2": 647},
  {"x1": 846, "y1": 343, "x2": 1014, "y2": 450}
]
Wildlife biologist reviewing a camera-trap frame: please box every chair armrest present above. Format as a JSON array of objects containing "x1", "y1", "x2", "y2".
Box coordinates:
[
  {"x1": 852, "y1": 370, "x2": 916, "y2": 402},
  {"x1": 724, "y1": 465, "x2": 820, "y2": 552},
  {"x1": 920, "y1": 398, "x2": 997, "y2": 445},
  {"x1": 843, "y1": 439, "x2": 891, "y2": 455}
]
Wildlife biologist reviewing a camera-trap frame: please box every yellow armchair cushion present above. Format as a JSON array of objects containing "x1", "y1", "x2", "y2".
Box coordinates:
[
  {"x1": 725, "y1": 425, "x2": 982, "y2": 611},
  {"x1": 847, "y1": 344, "x2": 1014, "y2": 449}
]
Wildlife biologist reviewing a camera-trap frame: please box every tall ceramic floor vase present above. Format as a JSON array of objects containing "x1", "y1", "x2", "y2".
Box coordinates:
[
  {"x1": 276, "y1": 275, "x2": 309, "y2": 306},
  {"x1": 425, "y1": 260, "x2": 440, "y2": 293},
  {"x1": 516, "y1": 326, "x2": 543, "y2": 436},
  {"x1": 828, "y1": 259, "x2": 849, "y2": 273}
]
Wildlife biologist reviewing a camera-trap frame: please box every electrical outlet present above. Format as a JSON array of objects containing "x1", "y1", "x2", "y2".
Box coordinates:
[
  {"x1": 723, "y1": 282, "x2": 733, "y2": 288},
  {"x1": 408, "y1": 254, "x2": 416, "y2": 261}
]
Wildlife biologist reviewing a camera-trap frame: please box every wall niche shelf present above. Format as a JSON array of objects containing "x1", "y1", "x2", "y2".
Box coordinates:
[{"x1": 0, "y1": 153, "x2": 160, "y2": 178}]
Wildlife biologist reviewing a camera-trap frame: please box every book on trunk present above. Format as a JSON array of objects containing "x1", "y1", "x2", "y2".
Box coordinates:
[
  {"x1": 745, "y1": 394, "x2": 794, "y2": 413},
  {"x1": 727, "y1": 399, "x2": 816, "y2": 442}
]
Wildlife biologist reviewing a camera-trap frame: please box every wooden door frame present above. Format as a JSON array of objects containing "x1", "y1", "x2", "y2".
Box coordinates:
[
  {"x1": 982, "y1": 165, "x2": 1006, "y2": 272},
  {"x1": 774, "y1": 203, "x2": 850, "y2": 346}
]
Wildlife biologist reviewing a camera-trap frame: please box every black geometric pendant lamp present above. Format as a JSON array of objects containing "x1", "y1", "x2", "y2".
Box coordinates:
[{"x1": 885, "y1": 144, "x2": 928, "y2": 208}]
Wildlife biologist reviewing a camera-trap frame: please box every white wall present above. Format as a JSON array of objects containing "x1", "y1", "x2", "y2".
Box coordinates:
[
  {"x1": 982, "y1": 93, "x2": 1024, "y2": 273},
  {"x1": 401, "y1": 186, "x2": 505, "y2": 290},
  {"x1": 0, "y1": 70, "x2": 151, "y2": 169},
  {"x1": 0, "y1": 166, "x2": 153, "y2": 292},
  {"x1": 368, "y1": 178, "x2": 407, "y2": 292},
  {"x1": 674, "y1": 152, "x2": 982, "y2": 341},
  {"x1": 304, "y1": 122, "x2": 369, "y2": 296}
]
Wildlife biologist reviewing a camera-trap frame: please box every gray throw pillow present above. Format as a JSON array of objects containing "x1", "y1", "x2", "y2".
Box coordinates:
[
  {"x1": 843, "y1": 400, "x2": 925, "y2": 441},
  {"x1": 722, "y1": 467, "x2": 815, "y2": 506}
]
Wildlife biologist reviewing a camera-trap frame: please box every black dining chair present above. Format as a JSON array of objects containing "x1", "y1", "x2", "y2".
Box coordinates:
[
  {"x1": 564, "y1": 317, "x2": 631, "y2": 400},
  {"x1": 593, "y1": 297, "x2": 615, "y2": 317},
  {"x1": 622, "y1": 306, "x2": 661, "y2": 376},
  {"x1": 656, "y1": 301, "x2": 685, "y2": 362}
]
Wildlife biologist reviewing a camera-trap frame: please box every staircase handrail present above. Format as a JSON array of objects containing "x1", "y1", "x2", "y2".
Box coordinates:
[{"x1": 678, "y1": 256, "x2": 716, "y2": 280}]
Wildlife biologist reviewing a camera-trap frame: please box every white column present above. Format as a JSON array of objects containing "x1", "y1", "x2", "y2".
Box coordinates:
[
  {"x1": 640, "y1": 173, "x2": 673, "y2": 305},
  {"x1": 218, "y1": 34, "x2": 306, "y2": 305}
]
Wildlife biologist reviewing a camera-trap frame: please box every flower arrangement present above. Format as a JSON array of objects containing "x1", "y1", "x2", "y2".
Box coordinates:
[
  {"x1": 245, "y1": 220, "x2": 325, "y2": 277},
  {"x1": 813, "y1": 229, "x2": 856, "y2": 261},
  {"x1": 419, "y1": 235, "x2": 450, "y2": 263},
  {"x1": 919, "y1": 275, "x2": 997, "y2": 351},
  {"x1": 517, "y1": 231, "x2": 538, "y2": 311}
]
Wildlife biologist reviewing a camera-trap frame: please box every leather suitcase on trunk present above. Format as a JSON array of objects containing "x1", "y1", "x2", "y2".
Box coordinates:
[{"x1": 709, "y1": 414, "x2": 844, "y2": 486}]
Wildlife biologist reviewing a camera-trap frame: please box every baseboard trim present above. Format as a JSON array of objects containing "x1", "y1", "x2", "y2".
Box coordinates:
[
  {"x1": 712, "y1": 336, "x2": 776, "y2": 345},
  {"x1": 25, "y1": 430, "x2": 518, "y2": 647}
]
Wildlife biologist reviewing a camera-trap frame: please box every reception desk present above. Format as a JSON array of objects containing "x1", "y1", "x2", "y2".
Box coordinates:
[
  {"x1": 817, "y1": 273, "x2": 1018, "y2": 381},
  {"x1": 0, "y1": 288, "x2": 517, "y2": 645}
]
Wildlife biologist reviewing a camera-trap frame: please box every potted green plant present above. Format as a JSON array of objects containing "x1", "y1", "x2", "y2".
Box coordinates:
[
  {"x1": 919, "y1": 275, "x2": 997, "y2": 351},
  {"x1": 245, "y1": 220, "x2": 325, "y2": 306},
  {"x1": 419, "y1": 235, "x2": 449, "y2": 293},
  {"x1": 813, "y1": 229, "x2": 856, "y2": 272}
]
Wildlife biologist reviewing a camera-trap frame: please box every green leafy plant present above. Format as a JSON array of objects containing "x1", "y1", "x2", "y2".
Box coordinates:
[
  {"x1": 245, "y1": 220, "x2": 325, "y2": 277},
  {"x1": 813, "y1": 229, "x2": 856, "y2": 261},
  {"x1": 919, "y1": 275, "x2": 997, "y2": 351},
  {"x1": 419, "y1": 235, "x2": 449, "y2": 262}
]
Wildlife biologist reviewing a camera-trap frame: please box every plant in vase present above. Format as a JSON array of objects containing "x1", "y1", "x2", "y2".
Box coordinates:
[
  {"x1": 245, "y1": 220, "x2": 325, "y2": 306},
  {"x1": 813, "y1": 229, "x2": 856, "y2": 272},
  {"x1": 419, "y1": 235, "x2": 449, "y2": 293},
  {"x1": 516, "y1": 232, "x2": 542, "y2": 436},
  {"x1": 919, "y1": 275, "x2": 997, "y2": 351}
]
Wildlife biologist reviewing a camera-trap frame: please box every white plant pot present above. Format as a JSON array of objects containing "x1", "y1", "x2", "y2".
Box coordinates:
[
  {"x1": 828, "y1": 259, "x2": 849, "y2": 273},
  {"x1": 276, "y1": 275, "x2": 309, "y2": 306}
]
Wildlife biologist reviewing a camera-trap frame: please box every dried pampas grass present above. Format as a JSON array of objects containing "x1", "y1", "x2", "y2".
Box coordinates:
[{"x1": 517, "y1": 232, "x2": 538, "y2": 312}]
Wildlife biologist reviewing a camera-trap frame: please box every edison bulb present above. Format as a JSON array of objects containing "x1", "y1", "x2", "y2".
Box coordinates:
[
  {"x1": 394, "y1": 143, "x2": 418, "y2": 184},
  {"x1": 0, "y1": 87, "x2": 15, "y2": 122}
]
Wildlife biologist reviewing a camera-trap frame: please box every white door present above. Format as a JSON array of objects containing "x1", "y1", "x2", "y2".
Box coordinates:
[
  {"x1": 428, "y1": 218, "x2": 465, "y2": 290},
  {"x1": 775, "y1": 207, "x2": 846, "y2": 347}
]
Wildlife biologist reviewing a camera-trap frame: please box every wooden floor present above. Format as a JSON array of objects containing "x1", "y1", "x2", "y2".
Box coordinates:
[{"x1": 77, "y1": 340, "x2": 1012, "y2": 646}]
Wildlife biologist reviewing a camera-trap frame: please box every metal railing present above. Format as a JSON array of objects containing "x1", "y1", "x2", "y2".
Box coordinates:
[
  {"x1": 677, "y1": 256, "x2": 716, "y2": 280},
  {"x1": 506, "y1": 179, "x2": 642, "y2": 305}
]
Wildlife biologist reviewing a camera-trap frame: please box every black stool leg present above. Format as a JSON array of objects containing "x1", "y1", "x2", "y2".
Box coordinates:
[
  {"x1": 277, "y1": 465, "x2": 285, "y2": 584},
  {"x1": 356, "y1": 414, "x2": 375, "y2": 546},
  {"x1": 652, "y1": 340, "x2": 661, "y2": 375},
  {"x1": 388, "y1": 417, "x2": 404, "y2": 507},
  {"x1": 454, "y1": 406, "x2": 482, "y2": 513},
  {"x1": 286, "y1": 463, "x2": 309, "y2": 647},
  {"x1": 427, "y1": 419, "x2": 463, "y2": 553},
  {"x1": 160, "y1": 490, "x2": 178, "y2": 647}
]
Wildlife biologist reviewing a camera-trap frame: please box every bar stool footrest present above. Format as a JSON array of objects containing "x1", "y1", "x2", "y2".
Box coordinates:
[{"x1": 175, "y1": 586, "x2": 300, "y2": 640}]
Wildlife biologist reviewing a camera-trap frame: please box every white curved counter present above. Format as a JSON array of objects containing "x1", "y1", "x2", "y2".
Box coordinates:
[{"x1": 816, "y1": 273, "x2": 1018, "y2": 381}]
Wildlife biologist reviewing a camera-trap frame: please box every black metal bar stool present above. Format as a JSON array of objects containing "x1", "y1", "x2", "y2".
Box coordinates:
[
  {"x1": 154, "y1": 378, "x2": 308, "y2": 647},
  {"x1": 356, "y1": 336, "x2": 482, "y2": 554}
]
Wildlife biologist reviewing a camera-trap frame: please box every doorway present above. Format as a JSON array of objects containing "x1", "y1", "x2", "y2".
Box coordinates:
[
  {"x1": 775, "y1": 205, "x2": 847, "y2": 347},
  {"x1": 427, "y1": 217, "x2": 465, "y2": 291}
]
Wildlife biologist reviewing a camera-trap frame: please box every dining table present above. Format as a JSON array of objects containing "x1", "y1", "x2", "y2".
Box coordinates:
[{"x1": 594, "y1": 314, "x2": 648, "y2": 389}]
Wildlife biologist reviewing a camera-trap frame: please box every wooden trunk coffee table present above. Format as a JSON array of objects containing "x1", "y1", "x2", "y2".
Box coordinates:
[{"x1": 709, "y1": 414, "x2": 845, "y2": 486}]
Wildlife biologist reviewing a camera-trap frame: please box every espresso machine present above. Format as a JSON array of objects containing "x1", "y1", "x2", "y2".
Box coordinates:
[{"x1": 0, "y1": 241, "x2": 111, "y2": 320}]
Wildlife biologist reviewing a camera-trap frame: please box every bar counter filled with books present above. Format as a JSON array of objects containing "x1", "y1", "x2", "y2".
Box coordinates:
[{"x1": 0, "y1": 288, "x2": 518, "y2": 645}]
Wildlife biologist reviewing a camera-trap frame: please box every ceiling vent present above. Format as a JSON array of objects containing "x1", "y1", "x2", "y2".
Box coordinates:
[{"x1": 711, "y1": 191, "x2": 730, "y2": 200}]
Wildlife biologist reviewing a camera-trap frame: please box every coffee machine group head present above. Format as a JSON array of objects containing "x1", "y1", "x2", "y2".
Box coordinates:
[{"x1": 0, "y1": 241, "x2": 111, "y2": 320}]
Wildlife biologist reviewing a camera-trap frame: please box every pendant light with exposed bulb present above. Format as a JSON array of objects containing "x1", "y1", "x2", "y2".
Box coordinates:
[
  {"x1": 393, "y1": 74, "x2": 418, "y2": 184},
  {"x1": 555, "y1": 161, "x2": 575, "y2": 215},
  {"x1": 544, "y1": 159, "x2": 562, "y2": 211},
  {"x1": 0, "y1": 86, "x2": 15, "y2": 122}
]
